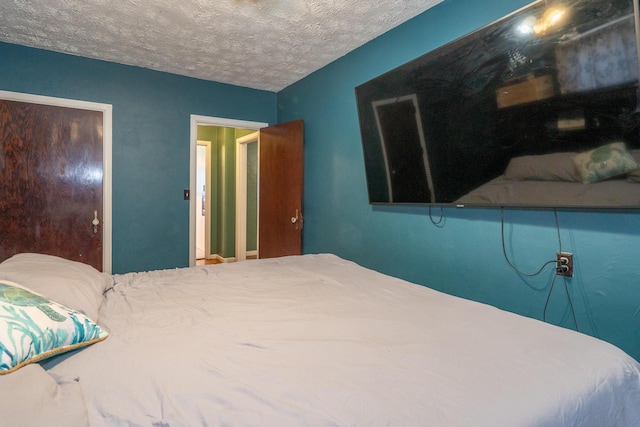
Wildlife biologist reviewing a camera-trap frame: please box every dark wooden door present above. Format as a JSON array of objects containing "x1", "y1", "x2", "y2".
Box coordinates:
[
  {"x1": 258, "y1": 120, "x2": 304, "y2": 259},
  {"x1": 0, "y1": 100, "x2": 104, "y2": 270}
]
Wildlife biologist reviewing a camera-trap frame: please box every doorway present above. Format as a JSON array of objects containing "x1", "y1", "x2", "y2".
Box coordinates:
[
  {"x1": 189, "y1": 117, "x2": 304, "y2": 266},
  {"x1": 189, "y1": 115, "x2": 267, "y2": 267}
]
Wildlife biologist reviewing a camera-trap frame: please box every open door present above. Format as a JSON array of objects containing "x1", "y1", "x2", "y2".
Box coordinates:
[{"x1": 258, "y1": 120, "x2": 304, "y2": 259}]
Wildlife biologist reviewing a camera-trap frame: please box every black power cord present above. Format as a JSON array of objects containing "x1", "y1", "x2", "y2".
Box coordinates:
[
  {"x1": 428, "y1": 205, "x2": 445, "y2": 226},
  {"x1": 501, "y1": 208, "x2": 578, "y2": 331},
  {"x1": 500, "y1": 208, "x2": 557, "y2": 277}
]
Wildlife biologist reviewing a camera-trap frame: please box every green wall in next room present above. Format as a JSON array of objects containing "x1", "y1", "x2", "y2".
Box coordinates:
[{"x1": 196, "y1": 126, "x2": 256, "y2": 260}]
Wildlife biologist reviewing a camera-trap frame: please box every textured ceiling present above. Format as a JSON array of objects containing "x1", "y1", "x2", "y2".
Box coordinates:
[{"x1": 0, "y1": 0, "x2": 442, "y2": 92}]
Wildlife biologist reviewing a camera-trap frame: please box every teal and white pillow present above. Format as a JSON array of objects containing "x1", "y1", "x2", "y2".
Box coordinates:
[
  {"x1": 571, "y1": 142, "x2": 639, "y2": 183},
  {"x1": 0, "y1": 280, "x2": 108, "y2": 374}
]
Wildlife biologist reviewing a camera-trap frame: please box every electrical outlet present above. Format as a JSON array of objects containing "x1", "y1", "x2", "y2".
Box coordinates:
[{"x1": 556, "y1": 252, "x2": 573, "y2": 277}]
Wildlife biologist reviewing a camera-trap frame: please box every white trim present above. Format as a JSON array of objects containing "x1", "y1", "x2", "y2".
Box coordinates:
[
  {"x1": 235, "y1": 131, "x2": 259, "y2": 262},
  {"x1": 189, "y1": 115, "x2": 268, "y2": 267},
  {"x1": 634, "y1": 2, "x2": 640, "y2": 88},
  {"x1": 213, "y1": 254, "x2": 236, "y2": 263},
  {"x1": 0, "y1": 90, "x2": 113, "y2": 273},
  {"x1": 196, "y1": 140, "x2": 212, "y2": 260},
  {"x1": 219, "y1": 144, "x2": 227, "y2": 257}
]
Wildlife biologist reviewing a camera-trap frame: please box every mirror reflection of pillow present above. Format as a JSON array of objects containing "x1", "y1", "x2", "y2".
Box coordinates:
[
  {"x1": 627, "y1": 150, "x2": 640, "y2": 182},
  {"x1": 504, "y1": 152, "x2": 580, "y2": 182},
  {"x1": 571, "y1": 142, "x2": 639, "y2": 184}
]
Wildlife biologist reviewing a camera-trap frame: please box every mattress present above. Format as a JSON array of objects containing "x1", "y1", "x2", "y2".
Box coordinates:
[{"x1": 3, "y1": 254, "x2": 640, "y2": 426}]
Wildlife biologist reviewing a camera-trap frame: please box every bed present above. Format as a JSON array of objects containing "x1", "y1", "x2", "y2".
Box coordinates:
[{"x1": 0, "y1": 253, "x2": 639, "y2": 426}]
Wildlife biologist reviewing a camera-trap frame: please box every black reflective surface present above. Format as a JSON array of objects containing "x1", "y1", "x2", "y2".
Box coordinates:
[{"x1": 356, "y1": 0, "x2": 640, "y2": 207}]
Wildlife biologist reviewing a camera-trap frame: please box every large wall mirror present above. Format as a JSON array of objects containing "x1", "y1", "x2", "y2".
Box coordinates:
[{"x1": 356, "y1": 0, "x2": 640, "y2": 208}]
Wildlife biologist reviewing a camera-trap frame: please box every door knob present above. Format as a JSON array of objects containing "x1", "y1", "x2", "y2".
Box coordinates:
[
  {"x1": 291, "y1": 209, "x2": 303, "y2": 230},
  {"x1": 92, "y1": 210, "x2": 100, "y2": 234}
]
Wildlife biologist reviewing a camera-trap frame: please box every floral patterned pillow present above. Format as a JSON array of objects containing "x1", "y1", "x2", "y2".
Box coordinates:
[
  {"x1": 0, "y1": 280, "x2": 108, "y2": 374},
  {"x1": 571, "y1": 142, "x2": 639, "y2": 183}
]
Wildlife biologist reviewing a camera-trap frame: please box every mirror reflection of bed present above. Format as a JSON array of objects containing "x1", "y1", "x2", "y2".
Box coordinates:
[
  {"x1": 357, "y1": 0, "x2": 640, "y2": 208},
  {"x1": 456, "y1": 146, "x2": 640, "y2": 206}
]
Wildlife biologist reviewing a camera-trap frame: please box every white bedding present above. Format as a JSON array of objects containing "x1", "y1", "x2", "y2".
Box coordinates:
[
  {"x1": 39, "y1": 254, "x2": 640, "y2": 426},
  {"x1": 0, "y1": 364, "x2": 89, "y2": 425}
]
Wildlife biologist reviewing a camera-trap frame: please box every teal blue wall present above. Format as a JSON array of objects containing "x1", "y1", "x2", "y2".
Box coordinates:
[
  {"x1": 278, "y1": 0, "x2": 640, "y2": 361},
  {"x1": 0, "y1": 42, "x2": 276, "y2": 273}
]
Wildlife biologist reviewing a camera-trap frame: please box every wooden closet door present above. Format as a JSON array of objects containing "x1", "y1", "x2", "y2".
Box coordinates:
[{"x1": 0, "y1": 100, "x2": 104, "y2": 270}]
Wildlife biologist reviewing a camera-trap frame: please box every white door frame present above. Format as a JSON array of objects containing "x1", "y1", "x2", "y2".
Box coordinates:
[
  {"x1": 196, "y1": 140, "x2": 212, "y2": 260},
  {"x1": 235, "y1": 131, "x2": 259, "y2": 262},
  {"x1": 0, "y1": 90, "x2": 113, "y2": 273},
  {"x1": 189, "y1": 115, "x2": 268, "y2": 267}
]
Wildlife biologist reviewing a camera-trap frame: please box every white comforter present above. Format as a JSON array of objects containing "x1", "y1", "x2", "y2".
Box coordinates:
[{"x1": 40, "y1": 255, "x2": 640, "y2": 425}]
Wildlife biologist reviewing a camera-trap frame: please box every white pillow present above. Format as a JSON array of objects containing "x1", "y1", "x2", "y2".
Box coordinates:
[{"x1": 0, "y1": 253, "x2": 112, "y2": 321}]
